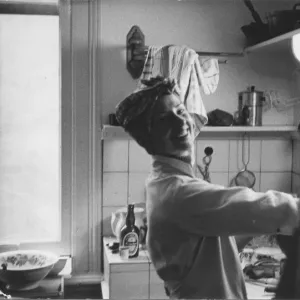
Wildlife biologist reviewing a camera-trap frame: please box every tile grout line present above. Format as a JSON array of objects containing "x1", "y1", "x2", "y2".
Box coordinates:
[
  {"x1": 259, "y1": 139, "x2": 262, "y2": 192},
  {"x1": 127, "y1": 140, "x2": 130, "y2": 205},
  {"x1": 291, "y1": 139, "x2": 294, "y2": 193},
  {"x1": 227, "y1": 139, "x2": 231, "y2": 187}
]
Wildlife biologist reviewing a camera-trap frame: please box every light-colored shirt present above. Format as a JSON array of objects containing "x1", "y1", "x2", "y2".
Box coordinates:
[{"x1": 145, "y1": 155, "x2": 299, "y2": 299}]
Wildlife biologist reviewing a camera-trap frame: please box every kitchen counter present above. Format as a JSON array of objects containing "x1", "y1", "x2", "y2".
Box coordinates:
[
  {"x1": 101, "y1": 236, "x2": 168, "y2": 299},
  {"x1": 101, "y1": 236, "x2": 276, "y2": 299},
  {"x1": 0, "y1": 277, "x2": 63, "y2": 299},
  {"x1": 245, "y1": 280, "x2": 275, "y2": 299}
]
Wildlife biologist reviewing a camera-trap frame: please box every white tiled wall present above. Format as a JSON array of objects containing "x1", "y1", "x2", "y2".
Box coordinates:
[
  {"x1": 129, "y1": 141, "x2": 152, "y2": 172},
  {"x1": 292, "y1": 139, "x2": 300, "y2": 196},
  {"x1": 195, "y1": 137, "x2": 292, "y2": 193},
  {"x1": 261, "y1": 139, "x2": 292, "y2": 172},
  {"x1": 103, "y1": 140, "x2": 129, "y2": 172},
  {"x1": 292, "y1": 139, "x2": 300, "y2": 174},
  {"x1": 293, "y1": 173, "x2": 300, "y2": 196},
  {"x1": 102, "y1": 139, "x2": 151, "y2": 236},
  {"x1": 102, "y1": 137, "x2": 294, "y2": 236}
]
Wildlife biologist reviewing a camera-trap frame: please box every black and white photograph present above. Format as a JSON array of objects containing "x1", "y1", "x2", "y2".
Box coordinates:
[{"x1": 0, "y1": 0, "x2": 300, "y2": 299}]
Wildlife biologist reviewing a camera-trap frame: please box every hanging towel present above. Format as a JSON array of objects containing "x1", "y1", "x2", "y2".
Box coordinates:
[{"x1": 135, "y1": 45, "x2": 220, "y2": 136}]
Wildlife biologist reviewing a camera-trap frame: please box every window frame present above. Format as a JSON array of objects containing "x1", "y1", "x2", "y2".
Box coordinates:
[
  {"x1": 0, "y1": 1, "x2": 70, "y2": 256},
  {"x1": 0, "y1": 1, "x2": 58, "y2": 16},
  {"x1": 0, "y1": 0, "x2": 103, "y2": 274}
]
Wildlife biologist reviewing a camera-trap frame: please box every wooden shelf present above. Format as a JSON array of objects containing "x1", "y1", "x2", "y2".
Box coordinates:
[
  {"x1": 101, "y1": 125, "x2": 298, "y2": 139},
  {"x1": 201, "y1": 125, "x2": 297, "y2": 132},
  {"x1": 244, "y1": 29, "x2": 300, "y2": 54}
]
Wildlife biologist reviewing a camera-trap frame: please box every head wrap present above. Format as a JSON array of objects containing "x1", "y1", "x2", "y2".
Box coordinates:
[
  {"x1": 115, "y1": 76, "x2": 179, "y2": 133},
  {"x1": 115, "y1": 76, "x2": 179, "y2": 154}
]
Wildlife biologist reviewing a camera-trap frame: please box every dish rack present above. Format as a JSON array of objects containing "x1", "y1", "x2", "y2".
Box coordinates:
[{"x1": 263, "y1": 68, "x2": 300, "y2": 112}]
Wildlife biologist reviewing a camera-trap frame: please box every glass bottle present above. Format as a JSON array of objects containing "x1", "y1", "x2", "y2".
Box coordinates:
[{"x1": 120, "y1": 204, "x2": 140, "y2": 258}]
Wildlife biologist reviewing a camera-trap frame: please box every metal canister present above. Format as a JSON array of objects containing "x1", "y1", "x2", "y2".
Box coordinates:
[{"x1": 238, "y1": 86, "x2": 265, "y2": 126}]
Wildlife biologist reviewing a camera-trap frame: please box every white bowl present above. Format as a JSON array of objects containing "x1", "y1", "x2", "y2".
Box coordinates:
[{"x1": 0, "y1": 250, "x2": 59, "y2": 291}]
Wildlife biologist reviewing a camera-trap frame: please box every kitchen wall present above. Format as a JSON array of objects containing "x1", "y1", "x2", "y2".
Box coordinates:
[
  {"x1": 53, "y1": 0, "x2": 300, "y2": 276},
  {"x1": 293, "y1": 138, "x2": 300, "y2": 196},
  {"x1": 99, "y1": 0, "x2": 299, "y2": 236},
  {"x1": 100, "y1": 0, "x2": 299, "y2": 126},
  {"x1": 102, "y1": 135, "x2": 293, "y2": 236},
  {"x1": 1, "y1": 0, "x2": 298, "y2": 280}
]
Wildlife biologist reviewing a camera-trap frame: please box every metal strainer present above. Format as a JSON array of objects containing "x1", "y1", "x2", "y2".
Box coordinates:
[{"x1": 235, "y1": 133, "x2": 256, "y2": 189}]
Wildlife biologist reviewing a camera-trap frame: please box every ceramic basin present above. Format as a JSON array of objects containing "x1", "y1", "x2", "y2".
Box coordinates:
[{"x1": 0, "y1": 250, "x2": 58, "y2": 291}]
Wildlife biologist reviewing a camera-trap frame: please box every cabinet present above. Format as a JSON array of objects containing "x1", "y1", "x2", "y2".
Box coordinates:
[
  {"x1": 0, "y1": 277, "x2": 65, "y2": 299},
  {"x1": 0, "y1": 255, "x2": 72, "y2": 299},
  {"x1": 101, "y1": 237, "x2": 168, "y2": 299}
]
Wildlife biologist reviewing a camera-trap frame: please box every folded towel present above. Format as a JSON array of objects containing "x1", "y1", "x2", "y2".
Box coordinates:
[{"x1": 136, "y1": 45, "x2": 219, "y2": 136}]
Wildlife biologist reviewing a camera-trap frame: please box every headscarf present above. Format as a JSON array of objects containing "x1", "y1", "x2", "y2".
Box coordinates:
[
  {"x1": 115, "y1": 76, "x2": 179, "y2": 154},
  {"x1": 116, "y1": 76, "x2": 179, "y2": 132}
]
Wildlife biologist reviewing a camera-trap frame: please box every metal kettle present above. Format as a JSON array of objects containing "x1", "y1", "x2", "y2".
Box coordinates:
[{"x1": 238, "y1": 86, "x2": 265, "y2": 126}]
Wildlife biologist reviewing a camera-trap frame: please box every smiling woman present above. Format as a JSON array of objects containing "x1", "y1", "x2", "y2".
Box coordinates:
[
  {"x1": 115, "y1": 76, "x2": 300, "y2": 300},
  {"x1": 116, "y1": 77, "x2": 196, "y2": 164},
  {"x1": 150, "y1": 93, "x2": 195, "y2": 163}
]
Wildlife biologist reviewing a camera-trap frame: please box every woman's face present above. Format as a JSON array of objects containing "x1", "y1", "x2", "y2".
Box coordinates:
[{"x1": 150, "y1": 93, "x2": 195, "y2": 158}]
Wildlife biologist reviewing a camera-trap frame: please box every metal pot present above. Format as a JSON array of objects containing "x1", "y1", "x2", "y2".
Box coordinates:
[
  {"x1": 238, "y1": 86, "x2": 265, "y2": 126},
  {"x1": 266, "y1": 3, "x2": 300, "y2": 37},
  {"x1": 241, "y1": 0, "x2": 271, "y2": 46}
]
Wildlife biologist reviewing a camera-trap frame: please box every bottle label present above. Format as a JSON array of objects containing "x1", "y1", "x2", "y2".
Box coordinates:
[{"x1": 123, "y1": 232, "x2": 139, "y2": 256}]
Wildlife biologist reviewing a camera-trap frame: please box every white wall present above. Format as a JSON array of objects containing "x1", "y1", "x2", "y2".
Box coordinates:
[
  {"x1": 293, "y1": 139, "x2": 300, "y2": 196},
  {"x1": 99, "y1": 0, "x2": 299, "y2": 126}
]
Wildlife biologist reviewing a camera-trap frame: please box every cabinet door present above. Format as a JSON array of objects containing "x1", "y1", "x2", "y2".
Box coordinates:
[
  {"x1": 110, "y1": 271, "x2": 149, "y2": 299},
  {"x1": 150, "y1": 270, "x2": 168, "y2": 299}
]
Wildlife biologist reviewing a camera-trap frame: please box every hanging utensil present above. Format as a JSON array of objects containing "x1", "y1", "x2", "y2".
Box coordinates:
[
  {"x1": 197, "y1": 147, "x2": 213, "y2": 183},
  {"x1": 234, "y1": 133, "x2": 256, "y2": 189},
  {"x1": 243, "y1": 0, "x2": 264, "y2": 26}
]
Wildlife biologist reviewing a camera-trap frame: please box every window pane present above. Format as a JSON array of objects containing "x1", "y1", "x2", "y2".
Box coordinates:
[{"x1": 0, "y1": 15, "x2": 60, "y2": 243}]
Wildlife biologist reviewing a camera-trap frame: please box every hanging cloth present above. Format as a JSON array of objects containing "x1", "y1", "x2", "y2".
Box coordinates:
[{"x1": 136, "y1": 44, "x2": 220, "y2": 136}]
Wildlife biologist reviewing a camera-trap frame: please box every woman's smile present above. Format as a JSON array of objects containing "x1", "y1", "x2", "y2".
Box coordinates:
[
  {"x1": 172, "y1": 129, "x2": 190, "y2": 141},
  {"x1": 151, "y1": 93, "x2": 195, "y2": 159}
]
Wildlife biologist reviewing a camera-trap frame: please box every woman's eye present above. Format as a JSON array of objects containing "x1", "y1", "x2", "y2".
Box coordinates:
[{"x1": 178, "y1": 109, "x2": 185, "y2": 114}]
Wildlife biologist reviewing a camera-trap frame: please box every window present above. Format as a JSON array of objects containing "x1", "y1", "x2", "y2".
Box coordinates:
[{"x1": 0, "y1": 13, "x2": 60, "y2": 243}]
